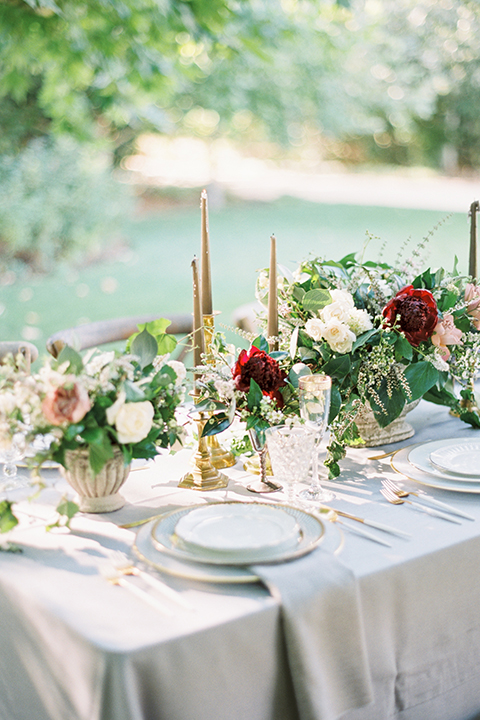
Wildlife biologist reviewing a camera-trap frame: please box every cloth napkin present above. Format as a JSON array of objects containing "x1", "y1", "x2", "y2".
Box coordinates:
[{"x1": 252, "y1": 547, "x2": 373, "y2": 720}]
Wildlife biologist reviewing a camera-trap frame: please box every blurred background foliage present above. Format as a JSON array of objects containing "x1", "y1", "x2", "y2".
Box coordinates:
[{"x1": 0, "y1": 0, "x2": 479, "y2": 275}]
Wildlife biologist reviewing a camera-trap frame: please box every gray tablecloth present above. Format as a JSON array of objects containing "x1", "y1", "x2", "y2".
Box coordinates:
[{"x1": 1, "y1": 401, "x2": 480, "y2": 720}]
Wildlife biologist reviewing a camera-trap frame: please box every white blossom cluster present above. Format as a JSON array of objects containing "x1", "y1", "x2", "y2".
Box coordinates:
[
  {"x1": 304, "y1": 289, "x2": 373, "y2": 354},
  {"x1": 450, "y1": 332, "x2": 480, "y2": 381}
]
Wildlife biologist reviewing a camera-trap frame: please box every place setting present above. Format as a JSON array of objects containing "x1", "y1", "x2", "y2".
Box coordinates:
[
  {"x1": 133, "y1": 499, "x2": 347, "y2": 584},
  {"x1": 390, "y1": 437, "x2": 480, "y2": 495}
]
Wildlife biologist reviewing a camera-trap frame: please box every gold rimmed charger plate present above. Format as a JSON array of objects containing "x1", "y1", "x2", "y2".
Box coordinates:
[
  {"x1": 391, "y1": 443, "x2": 480, "y2": 493},
  {"x1": 132, "y1": 503, "x2": 342, "y2": 585}
]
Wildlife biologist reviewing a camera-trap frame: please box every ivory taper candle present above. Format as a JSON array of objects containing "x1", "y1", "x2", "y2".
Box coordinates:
[
  {"x1": 192, "y1": 257, "x2": 205, "y2": 368},
  {"x1": 268, "y1": 234, "x2": 278, "y2": 350},
  {"x1": 200, "y1": 189, "x2": 213, "y2": 315}
]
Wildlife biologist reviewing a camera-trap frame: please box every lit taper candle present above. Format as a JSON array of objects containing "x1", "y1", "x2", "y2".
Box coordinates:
[
  {"x1": 192, "y1": 256, "x2": 205, "y2": 369},
  {"x1": 200, "y1": 189, "x2": 213, "y2": 316},
  {"x1": 268, "y1": 234, "x2": 278, "y2": 350}
]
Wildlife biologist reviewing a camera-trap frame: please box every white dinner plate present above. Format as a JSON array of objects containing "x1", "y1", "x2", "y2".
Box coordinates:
[
  {"x1": 429, "y1": 441, "x2": 480, "y2": 477},
  {"x1": 150, "y1": 502, "x2": 325, "y2": 566},
  {"x1": 174, "y1": 503, "x2": 300, "y2": 561},
  {"x1": 408, "y1": 438, "x2": 480, "y2": 483},
  {"x1": 132, "y1": 510, "x2": 343, "y2": 585},
  {"x1": 392, "y1": 443, "x2": 480, "y2": 493}
]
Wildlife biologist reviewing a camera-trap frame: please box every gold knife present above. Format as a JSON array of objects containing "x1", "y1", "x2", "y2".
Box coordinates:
[{"x1": 322, "y1": 506, "x2": 411, "y2": 538}]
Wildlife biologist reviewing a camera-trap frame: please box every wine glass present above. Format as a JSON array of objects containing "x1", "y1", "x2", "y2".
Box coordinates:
[
  {"x1": 0, "y1": 433, "x2": 30, "y2": 492},
  {"x1": 265, "y1": 425, "x2": 317, "y2": 506},
  {"x1": 298, "y1": 374, "x2": 334, "y2": 502}
]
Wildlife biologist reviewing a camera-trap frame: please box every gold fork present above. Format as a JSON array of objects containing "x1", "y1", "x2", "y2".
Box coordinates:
[
  {"x1": 382, "y1": 478, "x2": 474, "y2": 521},
  {"x1": 380, "y1": 487, "x2": 461, "y2": 523},
  {"x1": 109, "y1": 551, "x2": 194, "y2": 610}
]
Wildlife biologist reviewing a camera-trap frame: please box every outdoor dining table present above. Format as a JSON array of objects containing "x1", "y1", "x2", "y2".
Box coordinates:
[{"x1": 1, "y1": 400, "x2": 480, "y2": 720}]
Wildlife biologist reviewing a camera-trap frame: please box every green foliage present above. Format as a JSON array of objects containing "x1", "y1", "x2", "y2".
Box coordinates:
[
  {"x1": 0, "y1": 501, "x2": 19, "y2": 534},
  {"x1": 1, "y1": 0, "x2": 479, "y2": 170},
  {"x1": 0, "y1": 137, "x2": 132, "y2": 271}
]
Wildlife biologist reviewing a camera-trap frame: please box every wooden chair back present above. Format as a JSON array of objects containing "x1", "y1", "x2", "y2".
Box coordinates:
[
  {"x1": 0, "y1": 341, "x2": 39, "y2": 372},
  {"x1": 46, "y1": 314, "x2": 193, "y2": 360}
]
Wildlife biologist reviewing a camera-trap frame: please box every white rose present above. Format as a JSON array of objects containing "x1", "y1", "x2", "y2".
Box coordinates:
[
  {"x1": 321, "y1": 289, "x2": 355, "y2": 324},
  {"x1": 106, "y1": 390, "x2": 126, "y2": 426},
  {"x1": 322, "y1": 318, "x2": 356, "y2": 354},
  {"x1": 114, "y1": 401, "x2": 154, "y2": 444},
  {"x1": 347, "y1": 308, "x2": 373, "y2": 335},
  {"x1": 305, "y1": 318, "x2": 326, "y2": 341},
  {"x1": 166, "y1": 360, "x2": 187, "y2": 386}
]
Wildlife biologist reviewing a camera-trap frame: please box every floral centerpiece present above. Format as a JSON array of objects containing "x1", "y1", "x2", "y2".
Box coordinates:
[
  {"x1": 0, "y1": 322, "x2": 186, "y2": 520},
  {"x1": 259, "y1": 244, "x2": 480, "y2": 476}
]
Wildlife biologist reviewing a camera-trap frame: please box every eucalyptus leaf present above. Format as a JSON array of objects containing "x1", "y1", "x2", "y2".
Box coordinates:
[
  {"x1": 131, "y1": 328, "x2": 157, "y2": 369},
  {"x1": 252, "y1": 335, "x2": 269, "y2": 352},
  {"x1": 303, "y1": 288, "x2": 332, "y2": 313},
  {"x1": 124, "y1": 381, "x2": 146, "y2": 402},
  {"x1": 288, "y1": 362, "x2": 312, "y2": 388},
  {"x1": 352, "y1": 328, "x2": 378, "y2": 352},
  {"x1": 57, "y1": 345, "x2": 84, "y2": 374}
]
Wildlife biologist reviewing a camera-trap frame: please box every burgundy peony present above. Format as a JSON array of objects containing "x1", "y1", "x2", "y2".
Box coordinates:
[
  {"x1": 233, "y1": 346, "x2": 287, "y2": 407},
  {"x1": 382, "y1": 285, "x2": 438, "y2": 347}
]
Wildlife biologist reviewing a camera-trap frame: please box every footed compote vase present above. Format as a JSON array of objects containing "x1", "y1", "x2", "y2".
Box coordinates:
[{"x1": 64, "y1": 445, "x2": 130, "y2": 513}]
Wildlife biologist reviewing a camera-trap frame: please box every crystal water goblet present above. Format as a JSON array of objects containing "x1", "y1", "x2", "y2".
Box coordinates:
[
  {"x1": 0, "y1": 433, "x2": 30, "y2": 491},
  {"x1": 298, "y1": 374, "x2": 334, "y2": 502},
  {"x1": 265, "y1": 425, "x2": 317, "y2": 506}
]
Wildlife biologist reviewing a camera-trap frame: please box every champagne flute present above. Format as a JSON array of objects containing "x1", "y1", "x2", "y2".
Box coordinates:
[{"x1": 298, "y1": 374, "x2": 334, "y2": 502}]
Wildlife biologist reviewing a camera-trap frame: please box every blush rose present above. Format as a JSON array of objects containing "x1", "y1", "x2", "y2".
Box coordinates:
[
  {"x1": 431, "y1": 313, "x2": 463, "y2": 360},
  {"x1": 42, "y1": 379, "x2": 91, "y2": 426}
]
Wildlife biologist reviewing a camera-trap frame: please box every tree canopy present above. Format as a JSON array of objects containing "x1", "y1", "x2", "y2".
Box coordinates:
[{"x1": 1, "y1": 0, "x2": 480, "y2": 168}]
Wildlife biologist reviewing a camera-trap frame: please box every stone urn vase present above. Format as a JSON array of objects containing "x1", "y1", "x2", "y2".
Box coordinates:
[
  {"x1": 353, "y1": 399, "x2": 421, "y2": 447},
  {"x1": 63, "y1": 445, "x2": 130, "y2": 513}
]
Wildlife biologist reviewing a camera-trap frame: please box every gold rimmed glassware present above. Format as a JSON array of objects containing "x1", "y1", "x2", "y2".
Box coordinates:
[{"x1": 298, "y1": 374, "x2": 334, "y2": 503}]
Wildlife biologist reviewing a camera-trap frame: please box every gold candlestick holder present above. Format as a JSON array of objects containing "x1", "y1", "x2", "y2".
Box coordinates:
[
  {"x1": 179, "y1": 412, "x2": 229, "y2": 490},
  {"x1": 203, "y1": 313, "x2": 236, "y2": 469}
]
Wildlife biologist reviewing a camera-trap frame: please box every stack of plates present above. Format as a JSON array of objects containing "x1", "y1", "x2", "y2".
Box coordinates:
[
  {"x1": 391, "y1": 438, "x2": 480, "y2": 492},
  {"x1": 133, "y1": 501, "x2": 331, "y2": 584}
]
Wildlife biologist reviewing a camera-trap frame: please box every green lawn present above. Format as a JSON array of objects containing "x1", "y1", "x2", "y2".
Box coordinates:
[{"x1": 0, "y1": 194, "x2": 470, "y2": 360}]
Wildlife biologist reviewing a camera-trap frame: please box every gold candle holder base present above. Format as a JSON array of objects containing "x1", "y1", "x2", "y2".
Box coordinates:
[
  {"x1": 207, "y1": 435, "x2": 236, "y2": 469},
  {"x1": 179, "y1": 414, "x2": 229, "y2": 491}
]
